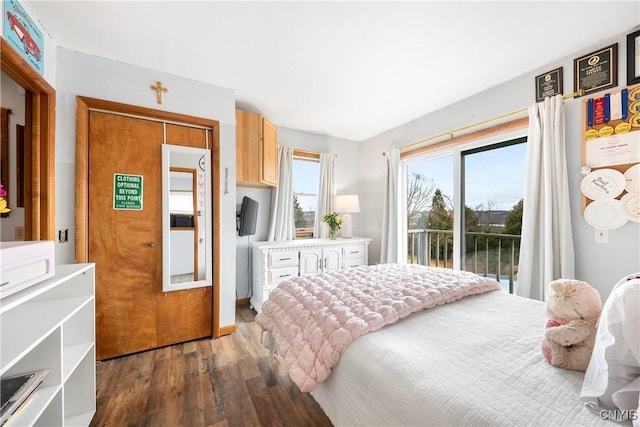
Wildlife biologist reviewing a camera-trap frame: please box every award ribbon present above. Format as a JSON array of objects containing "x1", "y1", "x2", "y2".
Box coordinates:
[
  {"x1": 615, "y1": 89, "x2": 632, "y2": 134},
  {"x1": 585, "y1": 98, "x2": 598, "y2": 140},
  {"x1": 593, "y1": 97, "x2": 605, "y2": 126},
  {"x1": 599, "y1": 94, "x2": 614, "y2": 137},
  {"x1": 610, "y1": 93, "x2": 622, "y2": 121}
]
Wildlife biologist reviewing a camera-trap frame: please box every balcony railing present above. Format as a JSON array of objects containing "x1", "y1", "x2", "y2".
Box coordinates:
[{"x1": 407, "y1": 229, "x2": 521, "y2": 294}]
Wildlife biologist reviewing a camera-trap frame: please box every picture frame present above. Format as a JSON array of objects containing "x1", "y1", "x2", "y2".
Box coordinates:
[
  {"x1": 627, "y1": 29, "x2": 640, "y2": 86},
  {"x1": 574, "y1": 44, "x2": 618, "y2": 97},
  {"x1": 535, "y1": 67, "x2": 563, "y2": 102}
]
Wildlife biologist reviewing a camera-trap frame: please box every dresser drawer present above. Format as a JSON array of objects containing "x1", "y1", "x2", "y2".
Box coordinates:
[
  {"x1": 343, "y1": 258, "x2": 366, "y2": 269},
  {"x1": 268, "y1": 251, "x2": 299, "y2": 268},
  {"x1": 269, "y1": 266, "x2": 299, "y2": 286},
  {"x1": 343, "y1": 244, "x2": 366, "y2": 260}
]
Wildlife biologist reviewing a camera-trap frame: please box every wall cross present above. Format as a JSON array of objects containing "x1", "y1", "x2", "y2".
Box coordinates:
[{"x1": 150, "y1": 81, "x2": 168, "y2": 104}]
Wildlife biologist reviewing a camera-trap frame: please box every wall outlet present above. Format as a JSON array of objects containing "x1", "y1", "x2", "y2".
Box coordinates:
[
  {"x1": 594, "y1": 229, "x2": 609, "y2": 243},
  {"x1": 15, "y1": 226, "x2": 25, "y2": 240},
  {"x1": 58, "y1": 229, "x2": 69, "y2": 243}
]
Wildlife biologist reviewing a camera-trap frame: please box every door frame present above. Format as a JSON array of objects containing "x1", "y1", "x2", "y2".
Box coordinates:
[
  {"x1": 75, "y1": 96, "x2": 222, "y2": 337},
  {"x1": 1, "y1": 38, "x2": 56, "y2": 241}
]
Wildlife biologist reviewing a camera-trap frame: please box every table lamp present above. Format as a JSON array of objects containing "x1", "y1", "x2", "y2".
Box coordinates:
[{"x1": 336, "y1": 195, "x2": 360, "y2": 238}]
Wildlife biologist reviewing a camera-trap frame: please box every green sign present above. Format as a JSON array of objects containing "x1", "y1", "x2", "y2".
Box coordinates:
[{"x1": 113, "y1": 173, "x2": 143, "y2": 210}]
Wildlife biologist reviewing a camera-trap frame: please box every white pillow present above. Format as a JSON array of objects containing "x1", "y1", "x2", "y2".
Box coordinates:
[{"x1": 580, "y1": 273, "x2": 640, "y2": 422}]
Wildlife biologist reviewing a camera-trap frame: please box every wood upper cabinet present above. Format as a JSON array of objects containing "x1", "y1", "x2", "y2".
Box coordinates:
[{"x1": 236, "y1": 109, "x2": 278, "y2": 187}]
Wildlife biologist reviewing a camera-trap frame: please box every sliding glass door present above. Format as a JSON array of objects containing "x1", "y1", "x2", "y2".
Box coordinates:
[
  {"x1": 406, "y1": 155, "x2": 454, "y2": 267},
  {"x1": 461, "y1": 138, "x2": 526, "y2": 293},
  {"x1": 404, "y1": 136, "x2": 526, "y2": 293}
]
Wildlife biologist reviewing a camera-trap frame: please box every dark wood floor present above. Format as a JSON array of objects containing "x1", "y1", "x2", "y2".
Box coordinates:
[{"x1": 90, "y1": 306, "x2": 333, "y2": 427}]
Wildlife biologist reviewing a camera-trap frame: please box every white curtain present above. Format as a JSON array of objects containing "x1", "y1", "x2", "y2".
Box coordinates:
[
  {"x1": 380, "y1": 146, "x2": 401, "y2": 264},
  {"x1": 517, "y1": 94, "x2": 575, "y2": 300},
  {"x1": 314, "y1": 152, "x2": 336, "y2": 238},
  {"x1": 267, "y1": 145, "x2": 295, "y2": 241}
]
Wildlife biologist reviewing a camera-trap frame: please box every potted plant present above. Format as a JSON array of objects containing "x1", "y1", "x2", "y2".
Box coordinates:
[{"x1": 322, "y1": 212, "x2": 342, "y2": 240}]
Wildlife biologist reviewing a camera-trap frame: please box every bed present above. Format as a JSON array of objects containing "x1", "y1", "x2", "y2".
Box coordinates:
[{"x1": 255, "y1": 263, "x2": 636, "y2": 427}]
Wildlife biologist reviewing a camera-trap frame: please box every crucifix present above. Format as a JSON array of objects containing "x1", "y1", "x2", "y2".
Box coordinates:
[{"x1": 150, "y1": 81, "x2": 168, "y2": 104}]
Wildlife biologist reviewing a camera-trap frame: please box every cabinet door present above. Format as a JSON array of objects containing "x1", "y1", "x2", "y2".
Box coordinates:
[
  {"x1": 235, "y1": 109, "x2": 261, "y2": 185},
  {"x1": 261, "y1": 117, "x2": 278, "y2": 186},
  {"x1": 323, "y1": 247, "x2": 343, "y2": 272},
  {"x1": 300, "y1": 249, "x2": 322, "y2": 275}
]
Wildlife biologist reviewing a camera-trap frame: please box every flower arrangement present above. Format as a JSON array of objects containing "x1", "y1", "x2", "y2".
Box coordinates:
[
  {"x1": 0, "y1": 182, "x2": 10, "y2": 214},
  {"x1": 322, "y1": 212, "x2": 342, "y2": 239}
]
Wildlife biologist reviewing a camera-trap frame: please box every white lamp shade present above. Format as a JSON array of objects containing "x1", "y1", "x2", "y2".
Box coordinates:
[{"x1": 336, "y1": 195, "x2": 360, "y2": 213}]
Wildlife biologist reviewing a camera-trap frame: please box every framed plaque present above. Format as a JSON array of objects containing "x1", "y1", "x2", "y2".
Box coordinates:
[
  {"x1": 535, "y1": 67, "x2": 563, "y2": 102},
  {"x1": 574, "y1": 44, "x2": 618, "y2": 97},
  {"x1": 628, "y1": 30, "x2": 640, "y2": 86}
]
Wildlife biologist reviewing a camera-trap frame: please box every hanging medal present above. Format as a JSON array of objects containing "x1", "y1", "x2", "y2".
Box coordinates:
[
  {"x1": 598, "y1": 94, "x2": 614, "y2": 137},
  {"x1": 630, "y1": 88, "x2": 640, "y2": 128},
  {"x1": 584, "y1": 98, "x2": 598, "y2": 140},
  {"x1": 615, "y1": 88, "x2": 632, "y2": 133}
]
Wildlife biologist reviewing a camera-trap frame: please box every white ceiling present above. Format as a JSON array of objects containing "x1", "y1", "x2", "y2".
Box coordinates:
[{"x1": 24, "y1": 1, "x2": 640, "y2": 141}]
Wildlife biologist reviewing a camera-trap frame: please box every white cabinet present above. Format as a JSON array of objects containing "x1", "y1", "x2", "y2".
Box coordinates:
[
  {"x1": 251, "y1": 238, "x2": 370, "y2": 312},
  {"x1": 299, "y1": 246, "x2": 342, "y2": 276},
  {"x1": 0, "y1": 263, "x2": 96, "y2": 426},
  {"x1": 343, "y1": 243, "x2": 367, "y2": 268},
  {"x1": 299, "y1": 249, "x2": 322, "y2": 276}
]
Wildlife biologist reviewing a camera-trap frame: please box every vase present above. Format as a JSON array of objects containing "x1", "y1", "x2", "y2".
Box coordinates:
[{"x1": 329, "y1": 228, "x2": 337, "y2": 240}]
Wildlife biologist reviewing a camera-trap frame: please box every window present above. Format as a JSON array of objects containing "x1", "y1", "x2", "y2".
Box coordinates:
[
  {"x1": 292, "y1": 150, "x2": 320, "y2": 238},
  {"x1": 404, "y1": 135, "x2": 526, "y2": 293},
  {"x1": 406, "y1": 155, "x2": 454, "y2": 266}
]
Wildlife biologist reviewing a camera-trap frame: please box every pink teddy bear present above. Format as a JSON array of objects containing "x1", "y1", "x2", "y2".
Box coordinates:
[{"x1": 541, "y1": 279, "x2": 602, "y2": 372}]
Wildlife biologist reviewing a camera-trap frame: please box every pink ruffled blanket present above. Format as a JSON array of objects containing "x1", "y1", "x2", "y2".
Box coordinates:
[{"x1": 255, "y1": 263, "x2": 501, "y2": 392}]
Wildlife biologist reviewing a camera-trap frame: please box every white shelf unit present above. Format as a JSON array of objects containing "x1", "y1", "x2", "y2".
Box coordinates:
[{"x1": 0, "y1": 263, "x2": 96, "y2": 426}]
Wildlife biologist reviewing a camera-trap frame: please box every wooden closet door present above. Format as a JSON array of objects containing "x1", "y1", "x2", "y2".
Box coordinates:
[
  {"x1": 89, "y1": 111, "x2": 163, "y2": 360},
  {"x1": 89, "y1": 112, "x2": 213, "y2": 360},
  {"x1": 157, "y1": 123, "x2": 212, "y2": 347}
]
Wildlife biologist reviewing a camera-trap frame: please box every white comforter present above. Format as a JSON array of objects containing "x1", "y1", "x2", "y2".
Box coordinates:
[
  {"x1": 311, "y1": 290, "x2": 627, "y2": 427},
  {"x1": 256, "y1": 263, "x2": 500, "y2": 392}
]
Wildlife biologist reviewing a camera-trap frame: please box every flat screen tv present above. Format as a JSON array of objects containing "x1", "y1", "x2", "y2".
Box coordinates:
[{"x1": 238, "y1": 196, "x2": 258, "y2": 236}]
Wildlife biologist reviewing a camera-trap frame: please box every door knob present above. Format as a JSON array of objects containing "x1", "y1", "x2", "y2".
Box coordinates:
[{"x1": 147, "y1": 242, "x2": 156, "y2": 248}]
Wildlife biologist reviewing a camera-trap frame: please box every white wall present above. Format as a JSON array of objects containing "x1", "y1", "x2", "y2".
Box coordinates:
[
  {"x1": 235, "y1": 126, "x2": 360, "y2": 299},
  {"x1": 360, "y1": 28, "x2": 640, "y2": 300},
  {"x1": 54, "y1": 48, "x2": 238, "y2": 328},
  {"x1": 0, "y1": 72, "x2": 26, "y2": 241}
]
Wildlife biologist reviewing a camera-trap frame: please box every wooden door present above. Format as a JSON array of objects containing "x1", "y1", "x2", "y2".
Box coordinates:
[
  {"x1": 89, "y1": 111, "x2": 212, "y2": 360},
  {"x1": 89, "y1": 111, "x2": 162, "y2": 360}
]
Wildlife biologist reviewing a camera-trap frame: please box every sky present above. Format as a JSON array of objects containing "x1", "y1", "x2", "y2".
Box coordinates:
[
  {"x1": 407, "y1": 142, "x2": 527, "y2": 212},
  {"x1": 293, "y1": 159, "x2": 320, "y2": 212},
  {"x1": 292, "y1": 141, "x2": 527, "y2": 214}
]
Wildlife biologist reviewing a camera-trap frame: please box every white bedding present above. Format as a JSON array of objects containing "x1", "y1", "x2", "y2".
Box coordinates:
[{"x1": 311, "y1": 290, "x2": 627, "y2": 427}]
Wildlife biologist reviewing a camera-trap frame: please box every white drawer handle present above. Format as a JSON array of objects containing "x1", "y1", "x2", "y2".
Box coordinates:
[
  {"x1": 279, "y1": 257, "x2": 292, "y2": 261},
  {"x1": 349, "y1": 250, "x2": 360, "y2": 254},
  {"x1": 279, "y1": 273, "x2": 292, "y2": 278}
]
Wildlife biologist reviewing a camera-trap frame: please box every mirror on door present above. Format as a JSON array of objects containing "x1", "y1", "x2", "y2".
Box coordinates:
[{"x1": 162, "y1": 144, "x2": 212, "y2": 292}]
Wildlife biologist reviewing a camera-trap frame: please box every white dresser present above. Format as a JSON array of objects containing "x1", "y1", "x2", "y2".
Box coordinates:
[{"x1": 251, "y1": 237, "x2": 370, "y2": 312}]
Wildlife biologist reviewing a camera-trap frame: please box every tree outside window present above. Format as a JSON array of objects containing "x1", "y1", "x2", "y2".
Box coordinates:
[{"x1": 292, "y1": 152, "x2": 320, "y2": 238}]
